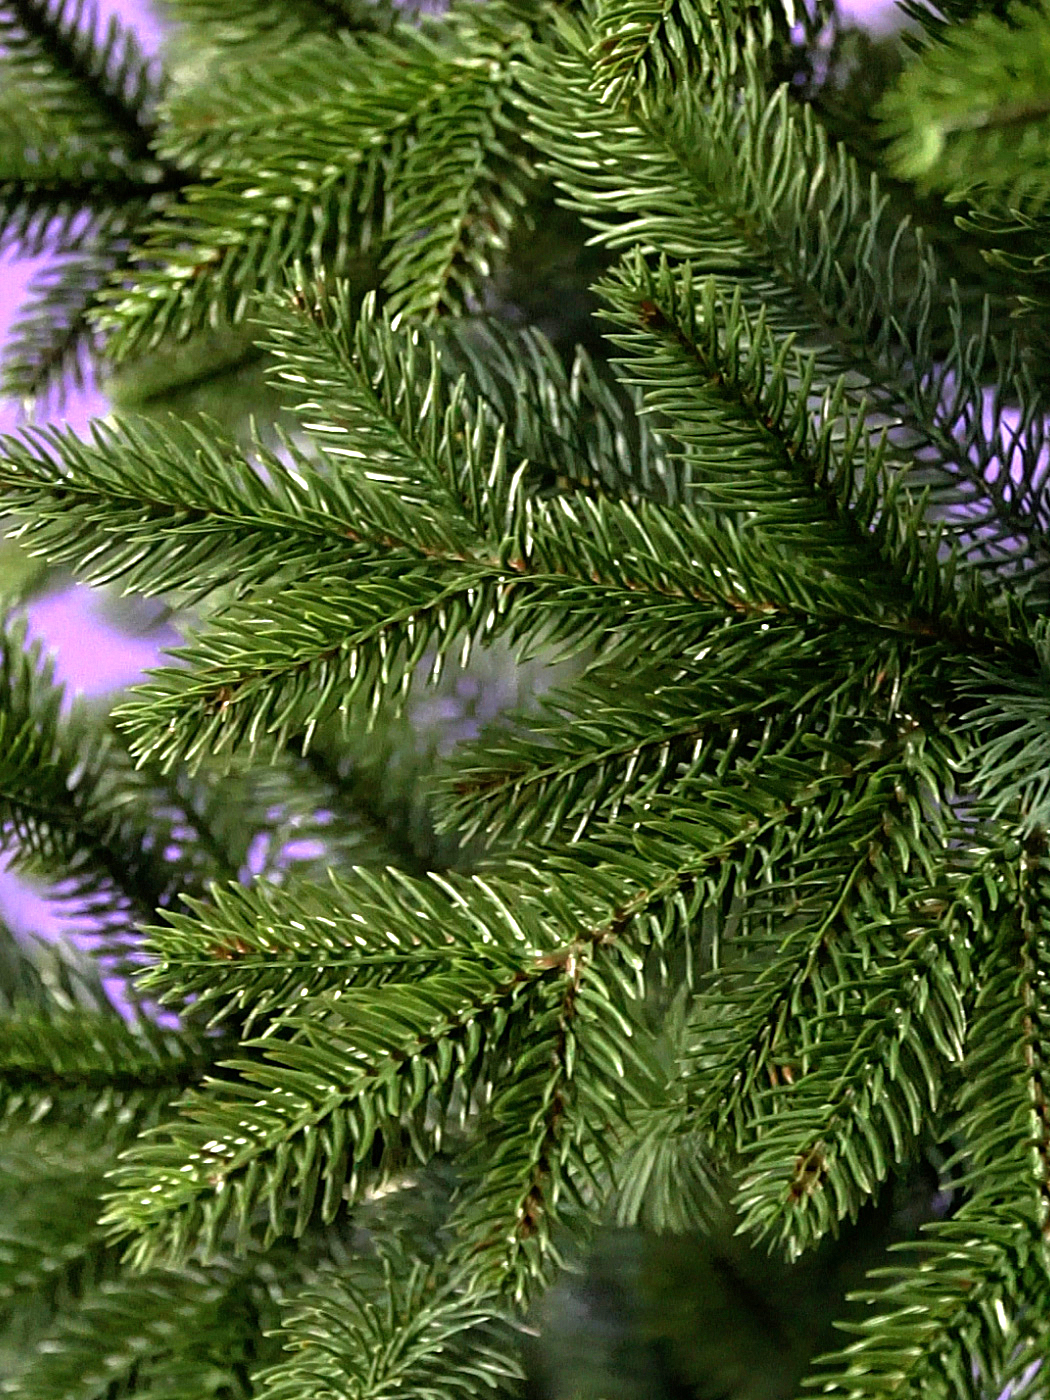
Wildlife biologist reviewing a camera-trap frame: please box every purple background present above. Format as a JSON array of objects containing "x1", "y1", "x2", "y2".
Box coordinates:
[{"x1": 0, "y1": 0, "x2": 1001, "y2": 945}]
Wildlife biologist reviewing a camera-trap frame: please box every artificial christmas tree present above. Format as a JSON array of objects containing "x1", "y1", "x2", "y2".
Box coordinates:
[{"x1": 0, "y1": 0, "x2": 1049, "y2": 1395}]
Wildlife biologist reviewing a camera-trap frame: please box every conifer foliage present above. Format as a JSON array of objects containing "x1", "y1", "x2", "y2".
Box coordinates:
[{"x1": 1, "y1": 0, "x2": 1050, "y2": 1395}]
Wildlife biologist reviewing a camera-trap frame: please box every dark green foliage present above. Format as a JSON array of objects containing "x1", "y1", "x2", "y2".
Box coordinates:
[
  {"x1": 159, "y1": 0, "x2": 399, "y2": 47},
  {"x1": 2, "y1": 0, "x2": 1050, "y2": 1397},
  {"x1": 874, "y1": 0, "x2": 1050, "y2": 357}
]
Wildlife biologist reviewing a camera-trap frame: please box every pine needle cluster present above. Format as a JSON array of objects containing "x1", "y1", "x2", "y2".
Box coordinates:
[{"x1": 1, "y1": 0, "x2": 1050, "y2": 1395}]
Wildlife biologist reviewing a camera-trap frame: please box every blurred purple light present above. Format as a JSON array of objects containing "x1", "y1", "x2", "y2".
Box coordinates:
[
  {"x1": 836, "y1": 0, "x2": 908, "y2": 30},
  {"x1": 23, "y1": 583, "x2": 177, "y2": 698}
]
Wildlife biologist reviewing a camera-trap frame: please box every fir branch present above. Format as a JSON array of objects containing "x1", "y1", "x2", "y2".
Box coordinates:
[
  {"x1": 100, "y1": 961, "x2": 558, "y2": 1268},
  {"x1": 4, "y1": 1256, "x2": 284, "y2": 1400},
  {"x1": 264, "y1": 276, "x2": 677, "y2": 524},
  {"x1": 587, "y1": 0, "x2": 766, "y2": 105},
  {"x1": 163, "y1": 0, "x2": 397, "y2": 49},
  {"x1": 377, "y1": 38, "x2": 537, "y2": 321},
  {"x1": 0, "y1": 1002, "x2": 213, "y2": 1134},
  {"x1": 92, "y1": 2, "x2": 550, "y2": 361},
  {"x1": 593, "y1": 251, "x2": 967, "y2": 626},
  {"x1": 733, "y1": 907, "x2": 968, "y2": 1258},
  {"x1": 426, "y1": 316, "x2": 682, "y2": 505},
  {"x1": 253, "y1": 1251, "x2": 525, "y2": 1400},
  {"x1": 448, "y1": 970, "x2": 586, "y2": 1301},
  {"x1": 587, "y1": 0, "x2": 833, "y2": 106},
  {"x1": 135, "y1": 805, "x2": 787, "y2": 1040},
  {"x1": 105, "y1": 555, "x2": 793, "y2": 773},
  {"x1": 134, "y1": 862, "x2": 553, "y2": 1030},
  {"x1": 0, "y1": 164, "x2": 182, "y2": 257},
  {"x1": 874, "y1": 1, "x2": 1050, "y2": 211},
  {"x1": 0, "y1": 620, "x2": 192, "y2": 924},
  {"x1": 0, "y1": 402, "x2": 428, "y2": 603},
  {"x1": 807, "y1": 833, "x2": 1050, "y2": 1396},
  {"x1": 0, "y1": 0, "x2": 188, "y2": 400},
  {"x1": 110, "y1": 277, "x2": 1036, "y2": 774},
  {"x1": 515, "y1": 4, "x2": 1050, "y2": 600},
  {"x1": 589, "y1": 0, "x2": 720, "y2": 102},
  {"x1": 610, "y1": 990, "x2": 723, "y2": 1233},
  {"x1": 105, "y1": 813, "x2": 789, "y2": 1277},
  {"x1": 961, "y1": 617, "x2": 1050, "y2": 834},
  {"x1": 260, "y1": 283, "x2": 516, "y2": 544},
  {"x1": 1, "y1": 235, "x2": 139, "y2": 408},
  {"x1": 0, "y1": 0, "x2": 165, "y2": 163},
  {"x1": 112, "y1": 569, "x2": 508, "y2": 770},
  {"x1": 0, "y1": 905, "x2": 214, "y2": 1133},
  {"x1": 436, "y1": 623, "x2": 892, "y2": 848},
  {"x1": 677, "y1": 746, "x2": 960, "y2": 1186},
  {"x1": 0, "y1": 178, "x2": 128, "y2": 258},
  {"x1": 0, "y1": 287, "x2": 591, "y2": 605}
]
